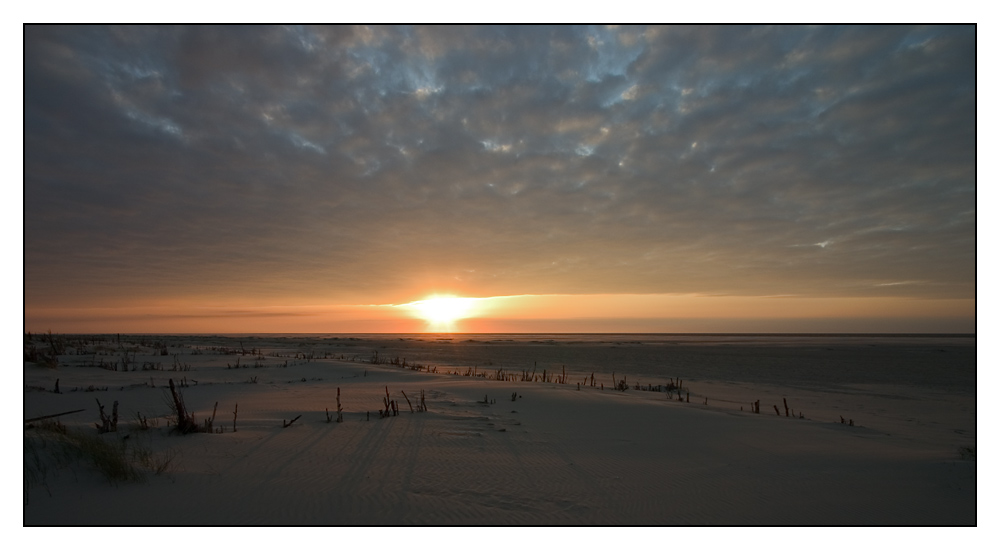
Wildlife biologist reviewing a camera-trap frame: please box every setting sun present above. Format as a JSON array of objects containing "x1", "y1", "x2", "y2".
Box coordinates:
[{"x1": 404, "y1": 295, "x2": 481, "y2": 330}]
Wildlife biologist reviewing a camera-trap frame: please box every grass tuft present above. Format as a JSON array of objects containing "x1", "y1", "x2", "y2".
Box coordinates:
[{"x1": 24, "y1": 421, "x2": 174, "y2": 502}]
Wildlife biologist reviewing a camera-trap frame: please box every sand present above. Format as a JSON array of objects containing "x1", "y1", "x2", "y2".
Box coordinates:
[{"x1": 22, "y1": 334, "x2": 976, "y2": 527}]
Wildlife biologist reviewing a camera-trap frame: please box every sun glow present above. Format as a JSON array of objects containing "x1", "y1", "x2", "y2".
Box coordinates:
[{"x1": 404, "y1": 295, "x2": 481, "y2": 331}]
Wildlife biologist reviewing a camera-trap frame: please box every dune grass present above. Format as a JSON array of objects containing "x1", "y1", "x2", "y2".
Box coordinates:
[{"x1": 24, "y1": 421, "x2": 174, "y2": 503}]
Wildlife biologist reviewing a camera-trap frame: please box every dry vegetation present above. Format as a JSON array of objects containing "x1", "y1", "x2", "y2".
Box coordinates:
[{"x1": 24, "y1": 420, "x2": 173, "y2": 504}]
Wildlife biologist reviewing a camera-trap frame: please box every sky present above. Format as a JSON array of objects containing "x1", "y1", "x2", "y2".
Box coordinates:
[{"x1": 23, "y1": 24, "x2": 976, "y2": 333}]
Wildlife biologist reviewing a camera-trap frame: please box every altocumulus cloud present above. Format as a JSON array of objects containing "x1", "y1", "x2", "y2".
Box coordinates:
[{"x1": 24, "y1": 25, "x2": 975, "y2": 309}]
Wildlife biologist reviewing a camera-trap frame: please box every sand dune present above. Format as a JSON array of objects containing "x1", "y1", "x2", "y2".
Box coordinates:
[{"x1": 23, "y1": 335, "x2": 975, "y2": 526}]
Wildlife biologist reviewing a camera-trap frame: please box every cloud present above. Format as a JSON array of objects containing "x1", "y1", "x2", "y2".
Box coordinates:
[{"x1": 24, "y1": 25, "x2": 975, "y2": 310}]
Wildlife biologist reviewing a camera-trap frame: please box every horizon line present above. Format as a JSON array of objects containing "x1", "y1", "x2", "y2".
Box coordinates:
[{"x1": 26, "y1": 331, "x2": 976, "y2": 337}]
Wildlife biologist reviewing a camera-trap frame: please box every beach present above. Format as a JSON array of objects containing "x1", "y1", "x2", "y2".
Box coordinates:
[{"x1": 23, "y1": 334, "x2": 976, "y2": 525}]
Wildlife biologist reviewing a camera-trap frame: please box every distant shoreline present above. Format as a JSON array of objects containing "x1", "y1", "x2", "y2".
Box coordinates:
[{"x1": 26, "y1": 332, "x2": 976, "y2": 338}]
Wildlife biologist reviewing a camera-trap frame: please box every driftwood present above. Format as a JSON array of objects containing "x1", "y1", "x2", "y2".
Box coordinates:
[{"x1": 25, "y1": 408, "x2": 85, "y2": 424}]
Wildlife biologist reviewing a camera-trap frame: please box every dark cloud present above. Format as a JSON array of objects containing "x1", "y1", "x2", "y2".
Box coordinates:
[{"x1": 24, "y1": 25, "x2": 976, "y2": 309}]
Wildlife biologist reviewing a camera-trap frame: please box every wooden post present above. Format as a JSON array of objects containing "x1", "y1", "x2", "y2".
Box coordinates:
[
  {"x1": 233, "y1": 403, "x2": 238, "y2": 432},
  {"x1": 783, "y1": 398, "x2": 789, "y2": 417}
]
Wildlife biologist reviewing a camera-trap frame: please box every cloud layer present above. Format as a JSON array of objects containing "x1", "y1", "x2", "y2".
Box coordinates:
[{"x1": 25, "y1": 25, "x2": 976, "y2": 312}]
